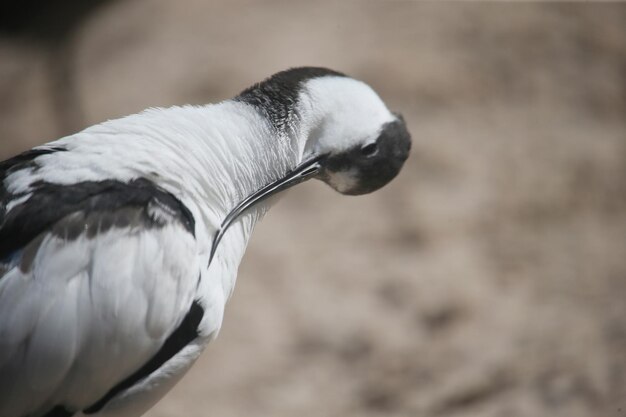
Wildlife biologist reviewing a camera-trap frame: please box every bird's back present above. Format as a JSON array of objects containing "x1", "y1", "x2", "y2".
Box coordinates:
[{"x1": 0, "y1": 143, "x2": 207, "y2": 416}]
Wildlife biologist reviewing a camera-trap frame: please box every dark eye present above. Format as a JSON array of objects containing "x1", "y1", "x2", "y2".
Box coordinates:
[{"x1": 360, "y1": 142, "x2": 378, "y2": 157}]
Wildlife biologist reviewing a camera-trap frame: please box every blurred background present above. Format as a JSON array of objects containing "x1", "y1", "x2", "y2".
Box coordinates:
[{"x1": 1, "y1": 1, "x2": 625, "y2": 416}]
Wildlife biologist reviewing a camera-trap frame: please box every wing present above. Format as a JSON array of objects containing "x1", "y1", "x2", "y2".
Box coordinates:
[{"x1": 0, "y1": 157, "x2": 201, "y2": 417}]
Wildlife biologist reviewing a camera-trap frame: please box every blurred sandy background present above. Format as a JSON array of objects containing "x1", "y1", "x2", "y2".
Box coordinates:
[{"x1": 1, "y1": 2, "x2": 625, "y2": 416}]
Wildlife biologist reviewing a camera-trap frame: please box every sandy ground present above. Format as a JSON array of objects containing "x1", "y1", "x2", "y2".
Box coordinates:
[{"x1": 1, "y1": 2, "x2": 625, "y2": 416}]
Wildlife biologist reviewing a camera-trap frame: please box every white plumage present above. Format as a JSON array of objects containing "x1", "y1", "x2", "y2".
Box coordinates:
[{"x1": 0, "y1": 68, "x2": 410, "y2": 417}]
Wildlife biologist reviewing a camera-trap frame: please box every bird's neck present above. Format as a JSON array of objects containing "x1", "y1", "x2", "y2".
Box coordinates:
[
  {"x1": 136, "y1": 101, "x2": 311, "y2": 300},
  {"x1": 158, "y1": 102, "x2": 304, "y2": 227}
]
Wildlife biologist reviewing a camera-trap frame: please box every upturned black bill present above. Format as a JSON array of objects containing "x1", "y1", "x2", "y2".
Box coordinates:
[{"x1": 208, "y1": 156, "x2": 323, "y2": 265}]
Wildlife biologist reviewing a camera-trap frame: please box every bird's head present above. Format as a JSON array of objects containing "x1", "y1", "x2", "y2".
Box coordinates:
[
  {"x1": 299, "y1": 74, "x2": 411, "y2": 195},
  {"x1": 210, "y1": 67, "x2": 411, "y2": 262}
]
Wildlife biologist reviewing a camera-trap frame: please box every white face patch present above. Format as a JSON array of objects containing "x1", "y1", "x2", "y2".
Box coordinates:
[
  {"x1": 327, "y1": 168, "x2": 360, "y2": 194},
  {"x1": 299, "y1": 77, "x2": 395, "y2": 157}
]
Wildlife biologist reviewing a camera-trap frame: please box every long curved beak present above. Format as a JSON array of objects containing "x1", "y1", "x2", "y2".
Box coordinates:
[{"x1": 208, "y1": 156, "x2": 324, "y2": 265}]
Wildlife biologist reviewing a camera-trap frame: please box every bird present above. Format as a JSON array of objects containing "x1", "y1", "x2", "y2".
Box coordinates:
[{"x1": 0, "y1": 67, "x2": 411, "y2": 417}]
